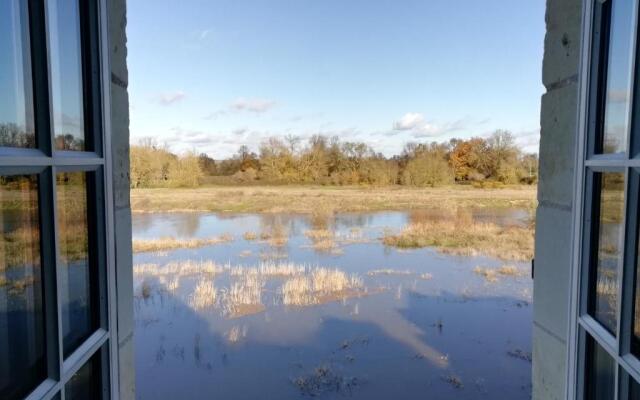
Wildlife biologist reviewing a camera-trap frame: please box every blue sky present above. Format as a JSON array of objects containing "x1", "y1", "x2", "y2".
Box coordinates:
[{"x1": 127, "y1": 0, "x2": 546, "y2": 158}]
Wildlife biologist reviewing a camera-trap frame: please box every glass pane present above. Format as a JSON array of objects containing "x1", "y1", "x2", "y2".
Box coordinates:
[
  {"x1": 585, "y1": 336, "x2": 616, "y2": 400},
  {"x1": 48, "y1": 0, "x2": 86, "y2": 151},
  {"x1": 0, "y1": 0, "x2": 35, "y2": 148},
  {"x1": 57, "y1": 172, "x2": 95, "y2": 356},
  {"x1": 591, "y1": 172, "x2": 625, "y2": 334},
  {"x1": 600, "y1": 0, "x2": 635, "y2": 154},
  {"x1": 0, "y1": 176, "x2": 46, "y2": 399},
  {"x1": 631, "y1": 376, "x2": 640, "y2": 399},
  {"x1": 65, "y1": 351, "x2": 101, "y2": 400}
]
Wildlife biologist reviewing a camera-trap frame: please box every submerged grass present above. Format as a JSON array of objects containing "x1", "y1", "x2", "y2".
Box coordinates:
[
  {"x1": 473, "y1": 265, "x2": 524, "y2": 283},
  {"x1": 221, "y1": 275, "x2": 265, "y2": 317},
  {"x1": 134, "y1": 260, "x2": 228, "y2": 277},
  {"x1": 132, "y1": 234, "x2": 233, "y2": 253},
  {"x1": 189, "y1": 278, "x2": 217, "y2": 310},
  {"x1": 281, "y1": 267, "x2": 364, "y2": 306},
  {"x1": 383, "y1": 217, "x2": 533, "y2": 261}
]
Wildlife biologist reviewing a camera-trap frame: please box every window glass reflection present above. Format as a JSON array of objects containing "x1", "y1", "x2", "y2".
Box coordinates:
[
  {"x1": 65, "y1": 351, "x2": 101, "y2": 400},
  {"x1": 600, "y1": 0, "x2": 635, "y2": 154},
  {"x1": 57, "y1": 172, "x2": 95, "y2": 356},
  {"x1": 585, "y1": 337, "x2": 616, "y2": 400},
  {"x1": 591, "y1": 172, "x2": 625, "y2": 334},
  {"x1": 48, "y1": 0, "x2": 86, "y2": 151},
  {"x1": 631, "y1": 376, "x2": 640, "y2": 399},
  {"x1": 0, "y1": 0, "x2": 35, "y2": 148},
  {"x1": 0, "y1": 175, "x2": 46, "y2": 399}
]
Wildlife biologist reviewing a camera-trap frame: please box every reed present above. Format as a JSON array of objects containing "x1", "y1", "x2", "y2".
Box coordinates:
[
  {"x1": 132, "y1": 234, "x2": 233, "y2": 253},
  {"x1": 383, "y1": 218, "x2": 533, "y2": 261},
  {"x1": 189, "y1": 278, "x2": 217, "y2": 309}
]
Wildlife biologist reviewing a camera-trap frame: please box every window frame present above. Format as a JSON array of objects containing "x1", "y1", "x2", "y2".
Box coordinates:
[
  {"x1": 569, "y1": 0, "x2": 640, "y2": 398},
  {"x1": 0, "y1": 0, "x2": 118, "y2": 399}
]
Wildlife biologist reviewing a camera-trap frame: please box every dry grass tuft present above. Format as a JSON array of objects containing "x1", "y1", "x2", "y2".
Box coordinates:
[
  {"x1": 243, "y1": 231, "x2": 258, "y2": 241},
  {"x1": 473, "y1": 265, "x2": 523, "y2": 283},
  {"x1": 304, "y1": 229, "x2": 333, "y2": 240},
  {"x1": 310, "y1": 239, "x2": 341, "y2": 253},
  {"x1": 221, "y1": 275, "x2": 265, "y2": 317},
  {"x1": 281, "y1": 268, "x2": 363, "y2": 306},
  {"x1": 230, "y1": 262, "x2": 306, "y2": 278},
  {"x1": 473, "y1": 266, "x2": 499, "y2": 283},
  {"x1": 132, "y1": 234, "x2": 234, "y2": 253},
  {"x1": 134, "y1": 260, "x2": 227, "y2": 277},
  {"x1": 189, "y1": 278, "x2": 217, "y2": 309},
  {"x1": 367, "y1": 269, "x2": 412, "y2": 276},
  {"x1": 383, "y1": 217, "x2": 533, "y2": 261},
  {"x1": 497, "y1": 265, "x2": 519, "y2": 276}
]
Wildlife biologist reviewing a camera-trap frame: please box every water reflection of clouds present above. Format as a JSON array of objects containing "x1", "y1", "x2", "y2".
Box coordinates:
[{"x1": 132, "y1": 211, "x2": 533, "y2": 399}]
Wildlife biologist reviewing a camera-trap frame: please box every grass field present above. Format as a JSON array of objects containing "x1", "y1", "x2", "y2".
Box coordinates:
[{"x1": 130, "y1": 184, "x2": 537, "y2": 214}]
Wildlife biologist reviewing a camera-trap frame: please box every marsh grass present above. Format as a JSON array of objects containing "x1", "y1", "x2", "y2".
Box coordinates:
[
  {"x1": 230, "y1": 261, "x2": 306, "y2": 278},
  {"x1": 134, "y1": 260, "x2": 227, "y2": 277},
  {"x1": 221, "y1": 275, "x2": 265, "y2": 317},
  {"x1": 473, "y1": 265, "x2": 524, "y2": 283},
  {"x1": 243, "y1": 231, "x2": 258, "y2": 241},
  {"x1": 367, "y1": 269, "x2": 413, "y2": 276},
  {"x1": 383, "y1": 215, "x2": 533, "y2": 261},
  {"x1": 132, "y1": 234, "x2": 233, "y2": 253},
  {"x1": 304, "y1": 229, "x2": 333, "y2": 240},
  {"x1": 302, "y1": 229, "x2": 346, "y2": 254},
  {"x1": 131, "y1": 185, "x2": 537, "y2": 214},
  {"x1": 257, "y1": 224, "x2": 289, "y2": 248},
  {"x1": 189, "y1": 278, "x2": 217, "y2": 309},
  {"x1": 281, "y1": 267, "x2": 364, "y2": 306}
]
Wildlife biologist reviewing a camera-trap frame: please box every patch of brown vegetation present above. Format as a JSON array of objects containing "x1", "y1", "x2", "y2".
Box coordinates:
[
  {"x1": 132, "y1": 234, "x2": 233, "y2": 253},
  {"x1": 130, "y1": 185, "x2": 536, "y2": 214},
  {"x1": 383, "y1": 218, "x2": 533, "y2": 261}
]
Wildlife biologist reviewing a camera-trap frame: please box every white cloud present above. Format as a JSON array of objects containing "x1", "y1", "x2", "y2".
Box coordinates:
[
  {"x1": 393, "y1": 113, "x2": 425, "y2": 131},
  {"x1": 513, "y1": 130, "x2": 540, "y2": 153},
  {"x1": 391, "y1": 113, "x2": 476, "y2": 138},
  {"x1": 412, "y1": 119, "x2": 470, "y2": 138},
  {"x1": 199, "y1": 29, "x2": 211, "y2": 40},
  {"x1": 156, "y1": 91, "x2": 186, "y2": 106},
  {"x1": 231, "y1": 98, "x2": 277, "y2": 113},
  {"x1": 204, "y1": 97, "x2": 278, "y2": 120}
]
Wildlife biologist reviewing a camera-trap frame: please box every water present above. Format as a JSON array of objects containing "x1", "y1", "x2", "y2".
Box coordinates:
[{"x1": 132, "y1": 209, "x2": 533, "y2": 399}]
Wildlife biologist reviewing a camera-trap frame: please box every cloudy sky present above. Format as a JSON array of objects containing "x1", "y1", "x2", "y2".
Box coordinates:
[{"x1": 127, "y1": 0, "x2": 545, "y2": 158}]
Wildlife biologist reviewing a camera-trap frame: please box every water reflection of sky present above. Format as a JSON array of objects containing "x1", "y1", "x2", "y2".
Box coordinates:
[{"x1": 132, "y1": 210, "x2": 532, "y2": 400}]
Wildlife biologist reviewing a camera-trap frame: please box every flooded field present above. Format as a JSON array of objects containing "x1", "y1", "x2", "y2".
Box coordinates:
[{"x1": 132, "y1": 209, "x2": 534, "y2": 399}]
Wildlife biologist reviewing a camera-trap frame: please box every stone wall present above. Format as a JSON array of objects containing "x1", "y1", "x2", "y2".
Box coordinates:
[
  {"x1": 108, "y1": 0, "x2": 134, "y2": 398},
  {"x1": 533, "y1": 0, "x2": 583, "y2": 398}
]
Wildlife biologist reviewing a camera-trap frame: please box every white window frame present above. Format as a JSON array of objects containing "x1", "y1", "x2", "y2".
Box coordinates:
[
  {"x1": 0, "y1": 0, "x2": 119, "y2": 399},
  {"x1": 568, "y1": 0, "x2": 640, "y2": 398}
]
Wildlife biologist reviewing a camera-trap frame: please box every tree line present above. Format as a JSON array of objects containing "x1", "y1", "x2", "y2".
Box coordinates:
[{"x1": 129, "y1": 130, "x2": 538, "y2": 188}]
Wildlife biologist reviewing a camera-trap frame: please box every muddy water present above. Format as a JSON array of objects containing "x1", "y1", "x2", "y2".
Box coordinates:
[{"x1": 132, "y1": 209, "x2": 533, "y2": 399}]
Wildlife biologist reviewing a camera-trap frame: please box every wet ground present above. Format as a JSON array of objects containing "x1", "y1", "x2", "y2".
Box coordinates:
[{"x1": 132, "y1": 209, "x2": 533, "y2": 399}]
